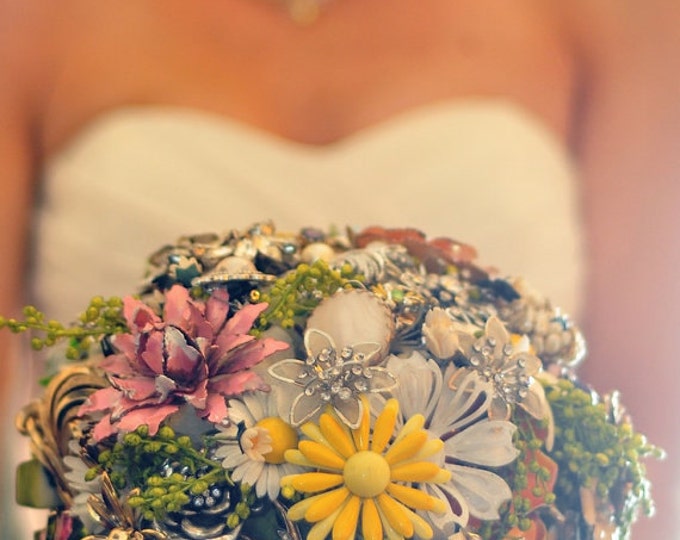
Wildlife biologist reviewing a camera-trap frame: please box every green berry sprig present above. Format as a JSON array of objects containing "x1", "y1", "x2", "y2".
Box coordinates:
[
  {"x1": 93, "y1": 425, "x2": 227, "y2": 522},
  {"x1": 545, "y1": 378, "x2": 663, "y2": 536},
  {"x1": 472, "y1": 408, "x2": 556, "y2": 539},
  {"x1": 224, "y1": 483, "x2": 256, "y2": 530},
  {"x1": 0, "y1": 296, "x2": 126, "y2": 360},
  {"x1": 253, "y1": 259, "x2": 362, "y2": 331}
]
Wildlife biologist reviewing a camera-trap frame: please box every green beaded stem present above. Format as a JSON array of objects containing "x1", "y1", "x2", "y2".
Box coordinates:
[
  {"x1": 96, "y1": 425, "x2": 229, "y2": 522},
  {"x1": 546, "y1": 379, "x2": 663, "y2": 536},
  {"x1": 0, "y1": 296, "x2": 126, "y2": 361},
  {"x1": 253, "y1": 259, "x2": 362, "y2": 332}
]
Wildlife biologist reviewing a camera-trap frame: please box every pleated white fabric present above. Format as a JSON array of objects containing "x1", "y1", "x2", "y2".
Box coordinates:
[{"x1": 33, "y1": 99, "x2": 584, "y2": 320}]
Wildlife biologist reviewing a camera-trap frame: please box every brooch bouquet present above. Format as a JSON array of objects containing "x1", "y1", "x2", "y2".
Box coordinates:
[{"x1": 6, "y1": 222, "x2": 661, "y2": 540}]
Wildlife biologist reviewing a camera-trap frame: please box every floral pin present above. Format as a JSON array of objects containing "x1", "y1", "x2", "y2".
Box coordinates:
[{"x1": 80, "y1": 285, "x2": 289, "y2": 439}]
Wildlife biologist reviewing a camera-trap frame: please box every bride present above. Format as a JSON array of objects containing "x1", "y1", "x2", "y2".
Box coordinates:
[{"x1": 1, "y1": 1, "x2": 679, "y2": 537}]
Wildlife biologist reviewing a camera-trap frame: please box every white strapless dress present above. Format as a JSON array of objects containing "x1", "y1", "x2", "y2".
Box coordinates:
[
  {"x1": 33, "y1": 100, "x2": 584, "y2": 320},
  {"x1": 6, "y1": 99, "x2": 584, "y2": 538}
]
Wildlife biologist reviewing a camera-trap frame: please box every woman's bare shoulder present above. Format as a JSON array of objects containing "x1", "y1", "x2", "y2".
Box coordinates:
[
  {"x1": 553, "y1": 0, "x2": 680, "y2": 59},
  {"x1": 0, "y1": 1, "x2": 162, "y2": 153},
  {"x1": 0, "y1": 0, "x2": 62, "y2": 93}
]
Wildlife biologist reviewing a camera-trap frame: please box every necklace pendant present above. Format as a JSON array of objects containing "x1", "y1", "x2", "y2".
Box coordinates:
[{"x1": 286, "y1": 0, "x2": 324, "y2": 25}]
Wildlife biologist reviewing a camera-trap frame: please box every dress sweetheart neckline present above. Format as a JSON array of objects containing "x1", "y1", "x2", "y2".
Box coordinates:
[
  {"x1": 38, "y1": 94, "x2": 584, "y2": 321},
  {"x1": 51, "y1": 98, "x2": 570, "y2": 163}
]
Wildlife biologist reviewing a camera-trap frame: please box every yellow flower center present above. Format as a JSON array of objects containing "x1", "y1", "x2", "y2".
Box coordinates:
[
  {"x1": 254, "y1": 417, "x2": 299, "y2": 464},
  {"x1": 343, "y1": 450, "x2": 390, "y2": 498}
]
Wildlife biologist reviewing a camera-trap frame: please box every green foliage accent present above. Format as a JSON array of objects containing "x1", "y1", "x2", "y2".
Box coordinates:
[
  {"x1": 94, "y1": 425, "x2": 227, "y2": 521},
  {"x1": 471, "y1": 408, "x2": 554, "y2": 539},
  {"x1": 468, "y1": 379, "x2": 662, "y2": 539},
  {"x1": 546, "y1": 378, "x2": 663, "y2": 537},
  {"x1": 0, "y1": 296, "x2": 126, "y2": 360},
  {"x1": 223, "y1": 483, "x2": 256, "y2": 530},
  {"x1": 253, "y1": 259, "x2": 362, "y2": 332}
]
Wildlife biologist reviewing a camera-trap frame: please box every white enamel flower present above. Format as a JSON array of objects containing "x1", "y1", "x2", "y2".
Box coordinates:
[
  {"x1": 422, "y1": 307, "x2": 462, "y2": 359},
  {"x1": 214, "y1": 389, "x2": 302, "y2": 501},
  {"x1": 385, "y1": 352, "x2": 519, "y2": 535},
  {"x1": 63, "y1": 441, "x2": 105, "y2": 534},
  {"x1": 268, "y1": 328, "x2": 397, "y2": 428},
  {"x1": 456, "y1": 316, "x2": 551, "y2": 424}
]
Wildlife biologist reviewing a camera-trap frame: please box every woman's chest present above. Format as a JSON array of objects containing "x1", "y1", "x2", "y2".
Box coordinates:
[{"x1": 41, "y1": 0, "x2": 576, "y2": 154}]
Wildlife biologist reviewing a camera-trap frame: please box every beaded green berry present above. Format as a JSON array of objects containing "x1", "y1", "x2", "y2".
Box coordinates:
[
  {"x1": 546, "y1": 378, "x2": 662, "y2": 536},
  {"x1": 254, "y1": 258, "x2": 362, "y2": 331}
]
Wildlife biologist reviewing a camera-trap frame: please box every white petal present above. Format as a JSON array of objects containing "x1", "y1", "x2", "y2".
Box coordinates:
[
  {"x1": 520, "y1": 381, "x2": 550, "y2": 420},
  {"x1": 513, "y1": 334, "x2": 532, "y2": 354},
  {"x1": 424, "y1": 482, "x2": 469, "y2": 529},
  {"x1": 63, "y1": 457, "x2": 100, "y2": 492},
  {"x1": 485, "y1": 316, "x2": 510, "y2": 358},
  {"x1": 423, "y1": 308, "x2": 460, "y2": 359},
  {"x1": 447, "y1": 464, "x2": 512, "y2": 520},
  {"x1": 271, "y1": 380, "x2": 297, "y2": 417},
  {"x1": 227, "y1": 399, "x2": 257, "y2": 426},
  {"x1": 266, "y1": 465, "x2": 281, "y2": 501},
  {"x1": 279, "y1": 462, "x2": 302, "y2": 478},
  {"x1": 254, "y1": 466, "x2": 268, "y2": 499},
  {"x1": 544, "y1": 395, "x2": 555, "y2": 451},
  {"x1": 366, "y1": 366, "x2": 398, "y2": 393},
  {"x1": 456, "y1": 330, "x2": 477, "y2": 356},
  {"x1": 234, "y1": 459, "x2": 265, "y2": 488},
  {"x1": 218, "y1": 448, "x2": 249, "y2": 469},
  {"x1": 290, "y1": 391, "x2": 323, "y2": 426},
  {"x1": 488, "y1": 395, "x2": 511, "y2": 421},
  {"x1": 332, "y1": 395, "x2": 362, "y2": 429},
  {"x1": 446, "y1": 420, "x2": 519, "y2": 467},
  {"x1": 517, "y1": 351, "x2": 541, "y2": 375},
  {"x1": 351, "y1": 341, "x2": 382, "y2": 364},
  {"x1": 434, "y1": 368, "x2": 493, "y2": 434},
  {"x1": 255, "y1": 465, "x2": 279, "y2": 500},
  {"x1": 387, "y1": 352, "x2": 441, "y2": 425},
  {"x1": 303, "y1": 327, "x2": 336, "y2": 360},
  {"x1": 241, "y1": 391, "x2": 266, "y2": 422},
  {"x1": 268, "y1": 359, "x2": 308, "y2": 385},
  {"x1": 73, "y1": 492, "x2": 104, "y2": 533}
]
